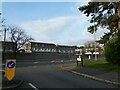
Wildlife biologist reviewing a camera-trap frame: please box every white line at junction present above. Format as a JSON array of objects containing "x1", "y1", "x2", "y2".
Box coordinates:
[
  {"x1": 33, "y1": 62, "x2": 39, "y2": 64},
  {"x1": 29, "y1": 83, "x2": 39, "y2": 90},
  {"x1": 50, "y1": 61, "x2": 55, "y2": 63}
]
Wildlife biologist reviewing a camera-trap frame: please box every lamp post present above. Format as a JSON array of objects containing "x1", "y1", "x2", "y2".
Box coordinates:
[
  {"x1": 0, "y1": 13, "x2": 7, "y2": 61},
  {"x1": 93, "y1": 6, "x2": 97, "y2": 61},
  {"x1": 3, "y1": 28, "x2": 7, "y2": 61},
  {"x1": 93, "y1": 19, "x2": 97, "y2": 61}
]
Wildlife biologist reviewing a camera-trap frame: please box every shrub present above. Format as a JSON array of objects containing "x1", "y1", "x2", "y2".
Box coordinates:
[{"x1": 104, "y1": 37, "x2": 120, "y2": 65}]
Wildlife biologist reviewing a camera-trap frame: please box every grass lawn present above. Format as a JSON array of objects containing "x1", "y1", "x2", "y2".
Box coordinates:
[{"x1": 79, "y1": 60, "x2": 120, "y2": 72}]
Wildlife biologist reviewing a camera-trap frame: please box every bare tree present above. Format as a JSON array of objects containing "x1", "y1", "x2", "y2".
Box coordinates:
[{"x1": 8, "y1": 26, "x2": 34, "y2": 52}]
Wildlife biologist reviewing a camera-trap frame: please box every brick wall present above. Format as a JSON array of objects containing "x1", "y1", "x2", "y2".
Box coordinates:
[{"x1": 3, "y1": 52, "x2": 76, "y2": 62}]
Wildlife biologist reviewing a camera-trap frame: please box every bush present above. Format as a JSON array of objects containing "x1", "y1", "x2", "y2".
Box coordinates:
[{"x1": 104, "y1": 37, "x2": 120, "y2": 65}]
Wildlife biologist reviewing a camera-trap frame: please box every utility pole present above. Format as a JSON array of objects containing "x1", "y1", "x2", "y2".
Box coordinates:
[
  {"x1": 3, "y1": 28, "x2": 7, "y2": 61},
  {"x1": 94, "y1": 22, "x2": 97, "y2": 61},
  {"x1": 93, "y1": 7, "x2": 97, "y2": 61}
]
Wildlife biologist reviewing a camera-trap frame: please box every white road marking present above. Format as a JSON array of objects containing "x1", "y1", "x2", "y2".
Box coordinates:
[
  {"x1": 51, "y1": 61, "x2": 55, "y2": 63},
  {"x1": 29, "y1": 83, "x2": 39, "y2": 90},
  {"x1": 33, "y1": 62, "x2": 39, "y2": 64},
  {"x1": 61, "y1": 60, "x2": 63, "y2": 62}
]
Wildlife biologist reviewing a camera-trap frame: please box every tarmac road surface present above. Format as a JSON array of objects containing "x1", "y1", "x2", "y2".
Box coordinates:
[{"x1": 14, "y1": 60, "x2": 117, "y2": 89}]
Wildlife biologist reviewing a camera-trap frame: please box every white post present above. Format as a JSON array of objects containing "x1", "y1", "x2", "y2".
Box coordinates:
[
  {"x1": 89, "y1": 55, "x2": 91, "y2": 60},
  {"x1": 93, "y1": 19, "x2": 97, "y2": 61}
]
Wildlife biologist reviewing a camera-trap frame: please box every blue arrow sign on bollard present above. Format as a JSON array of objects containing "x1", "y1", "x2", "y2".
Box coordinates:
[
  {"x1": 7, "y1": 61, "x2": 16, "y2": 68},
  {"x1": 5, "y1": 60, "x2": 16, "y2": 81}
]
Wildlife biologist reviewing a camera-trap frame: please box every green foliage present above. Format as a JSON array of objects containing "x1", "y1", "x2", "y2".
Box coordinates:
[
  {"x1": 104, "y1": 37, "x2": 120, "y2": 65},
  {"x1": 97, "y1": 32, "x2": 112, "y2": 45},
  {"x1": 79, "y1": 2, "x2": 118, "y2": 30},
  {"x1": 79, "y1": 2, "x2": 120, "y2": 65},
  {"x1": 79, "y1": 2, "x2": 120, "y2": 44}
]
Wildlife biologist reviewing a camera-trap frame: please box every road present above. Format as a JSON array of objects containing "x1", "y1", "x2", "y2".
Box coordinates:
[{"x1": 12, "y1": 60, "x2": 117, "y2": 89}]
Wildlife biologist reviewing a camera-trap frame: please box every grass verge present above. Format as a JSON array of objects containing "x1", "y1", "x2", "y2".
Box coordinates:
[{"x1": 79, "y1": 60, "x2": 120, "y2": 72}]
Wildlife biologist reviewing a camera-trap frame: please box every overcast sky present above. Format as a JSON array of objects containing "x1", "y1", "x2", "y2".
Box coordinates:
[{"x1": 2, "y1": 2, "x2": 109, "y2": 46}]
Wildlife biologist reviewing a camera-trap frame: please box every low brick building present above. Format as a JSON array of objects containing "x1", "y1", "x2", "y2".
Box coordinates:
[{"x1": 25, "y1": 41, "x2": 77, "y2": 54}]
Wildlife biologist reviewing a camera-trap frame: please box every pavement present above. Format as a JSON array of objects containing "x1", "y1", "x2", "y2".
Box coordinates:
[
  {"x1": 2, "y1": 76, "x2": 23, "y2": 90},
  {"x1": 62, "y1": 63, "x2": 120, "y2": 87}
]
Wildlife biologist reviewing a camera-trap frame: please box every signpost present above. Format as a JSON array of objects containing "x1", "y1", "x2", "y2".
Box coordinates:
[
  {"x1": 75, "y1": 48, "x2": 83, "y2": 67},
  {"x1": 5, "y1": 59, "x2": 16, "y2": 81}
]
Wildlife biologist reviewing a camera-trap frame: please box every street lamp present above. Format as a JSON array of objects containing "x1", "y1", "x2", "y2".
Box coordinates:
[
  {"x1": 1, "y1": 18, "x2": 9, "y2": 61},
  {"x1": 93, "y1": 9, "x2": 97, "y2": 61},
  {"x1": 3, "y1": 28, "x2": 7, "y2": 61},
  {"x1": 94, "y1": 27, "x2": 97, "y2": 61}
]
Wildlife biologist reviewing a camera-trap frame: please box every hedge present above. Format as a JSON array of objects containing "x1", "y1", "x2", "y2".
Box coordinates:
[{"x1": 104, "y1": 37, "x2": 120, "y2": 65}]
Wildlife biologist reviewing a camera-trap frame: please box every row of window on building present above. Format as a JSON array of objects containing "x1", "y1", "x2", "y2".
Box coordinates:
[
  {"x1": 31, "y1": 47, "x2": 74, "y2": 53},
  {"x1": 25, "y1": 41, "x2": 77, "y2": 54}
]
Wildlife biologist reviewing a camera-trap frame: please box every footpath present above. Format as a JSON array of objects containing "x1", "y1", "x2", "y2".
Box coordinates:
[
  {"x1": 62, "y1": 63, "x2": 120, "y2": 88},
  {"x1": 2, "y1": 75, "x2": 23, "y2": 90}
]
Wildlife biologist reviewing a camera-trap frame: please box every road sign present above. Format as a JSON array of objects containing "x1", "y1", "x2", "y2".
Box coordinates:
[
  {"x1": 5, "y1": 59, "x2": 16, "y2": 81},
  {"x1": 7, "y1": 61, "x2": 16, "y2": 68},
  {"x1": 77, "y1": 58, "x2": 81, "y2": 61},
  {"x1": 77, "y1": 55, "x2": 81, "y2": 61}
]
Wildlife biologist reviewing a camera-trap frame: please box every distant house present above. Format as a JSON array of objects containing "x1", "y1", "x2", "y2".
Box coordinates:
[
  {"x1": 75, "y1": 45, "x2": 103, "y2": 55},
  {"x1": 25, "y1": 41, "x2": 77, "y2": 54},
  {"x1": 84, "y1": 46, "x2": 103, "y2": 55},
  {"x1": 83, "y1": 41, "x2": 104, "y2": 55},
  {"x1": 25, "y1": 42, "x2": 32, "y2": 53}
]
